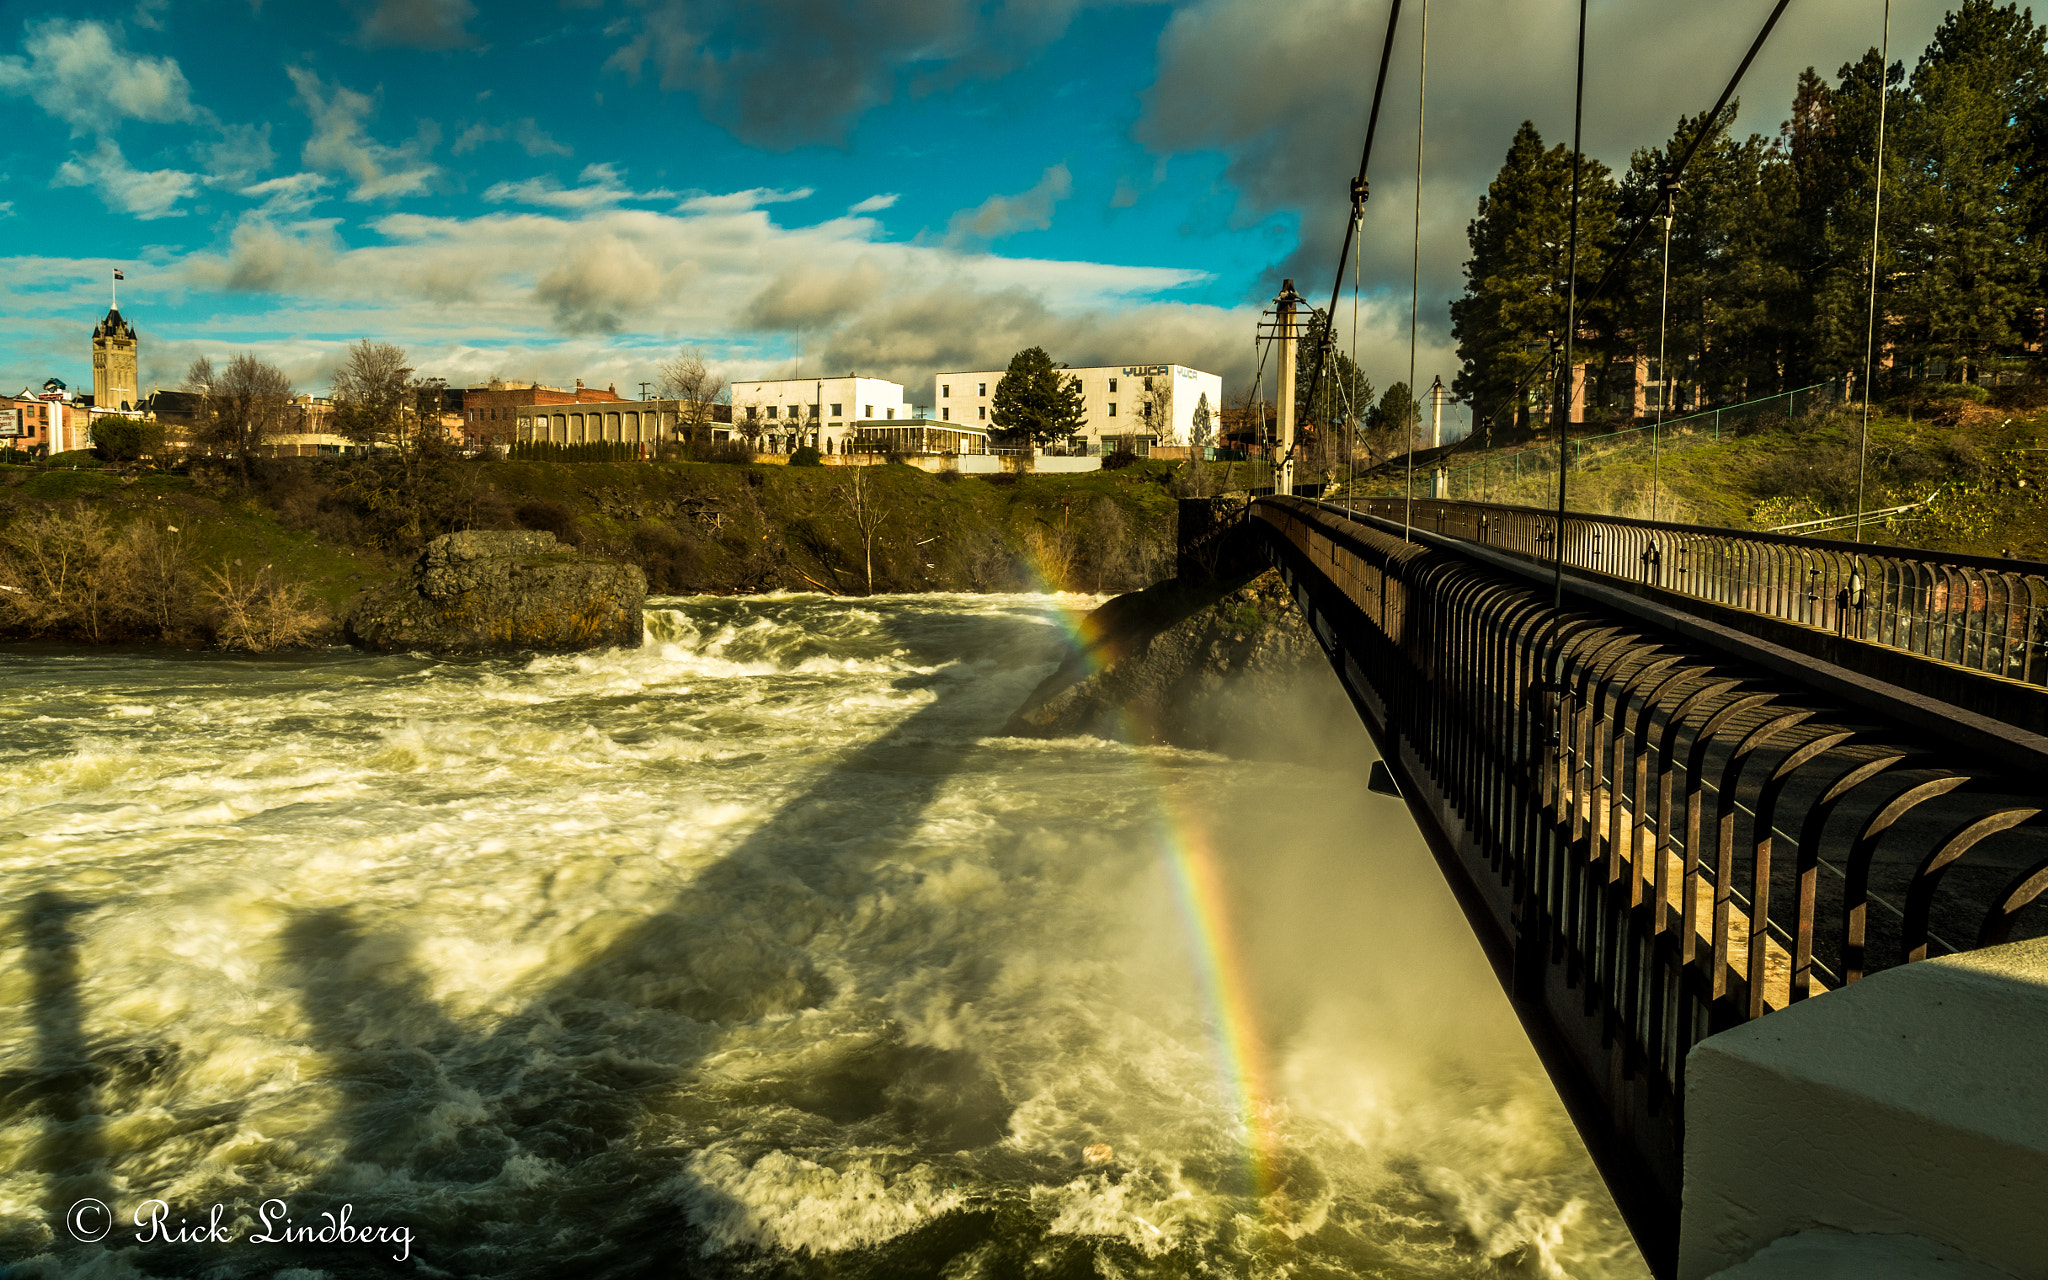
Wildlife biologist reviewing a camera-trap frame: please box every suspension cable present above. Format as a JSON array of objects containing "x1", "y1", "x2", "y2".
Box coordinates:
[
  {"x1": 1855, "y1": 0, "x2": 1892, "y2": 545},
  {"x1": 1301, "y1": 0, "x2": 1405, "y2": 447},
  {"x1": 1404, "y1": 0, "x2": 1429, "y2": 541},
  {"x1": 1652, "y1": 176, "x2": 1678, "y2": 525}
]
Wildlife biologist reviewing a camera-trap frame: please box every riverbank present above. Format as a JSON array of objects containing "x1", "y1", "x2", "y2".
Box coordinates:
[{"x1": 0, "y1": 455, "x2": 1217, "y2": 648}]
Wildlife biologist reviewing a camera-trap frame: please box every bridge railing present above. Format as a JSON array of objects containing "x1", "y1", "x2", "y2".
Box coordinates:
[
  {"x1": 1341, "y1": 496, "x2": 2048, "y2": 689},
  {"x1": 1249, "y1": 495, "x2": 2048, "y2": 1268}
]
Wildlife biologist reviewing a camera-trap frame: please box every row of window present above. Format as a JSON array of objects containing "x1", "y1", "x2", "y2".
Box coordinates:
[
  {"x1": 937, "y1": 377, "x2": 1152, "y2": 398},
  {"x1": 745, "y1": 404, "x2": 885, "y2": 420}
]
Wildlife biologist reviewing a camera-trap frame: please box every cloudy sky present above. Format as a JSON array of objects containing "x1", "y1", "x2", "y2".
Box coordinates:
[{"x1": 0, "y1": 0, "x2": 1959, "y2": 427}]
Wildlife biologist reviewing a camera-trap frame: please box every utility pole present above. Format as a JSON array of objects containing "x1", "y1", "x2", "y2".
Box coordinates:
[
  {"x1": 1274, "y1": 279, "x2": 1301, "y2": 497},
  {"x1": 1430, "y1": 375, "x2": 1447, "y2": 498},
  {"x1": 639, "y1": 381, "x2": 651, "y2": 401}
]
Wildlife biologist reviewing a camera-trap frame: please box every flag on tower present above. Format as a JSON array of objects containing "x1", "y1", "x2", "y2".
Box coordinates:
[{"x1": 113, "y1": 269, "x2": 125, "y2": 280}]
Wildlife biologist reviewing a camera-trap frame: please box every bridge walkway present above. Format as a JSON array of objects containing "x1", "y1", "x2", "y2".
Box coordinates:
[{"x1": 1226, "y1": 496, "x2": 2048, "y2": 1277}]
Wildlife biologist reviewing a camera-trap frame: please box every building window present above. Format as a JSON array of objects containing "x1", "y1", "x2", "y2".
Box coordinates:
[
  {"x1": 978, "y1": 406, "x2": 986, "y2": 420},
  {"x1": 1109, "y1": 378, "x2": 1117, "y2": 393},
  {"x1": 766, "y1": 406, "x2": 777, "y2": 419},
  {"x1": 747, "y1": 406, "x2": 759, "y2": 420},
  {"x1": 941, "y1": 385, "x2": 950, "y2": 398},
  {"x1": 789, "y1": 405, "x2": 800, "y2": 418},
  {"x1": 886, "y1": 408, "x2": 896, "y2": 419},
  {"x1": 978, "y1": 382, "x2": 986, "y2": 396},
  {"x1": 808, "y1": 405, "x2": 819, "y2": 419},
  {"x1": 865, "y1": 404, "x2": 873, "y2": 418},
  {"x1": 831, "y1": 403, "x2": 842, "y2": 416},
  {"x1": 1108, "y1": 403, "x2": 1117, "y2": 417},
  {"x1": 1144, "y1": 377, "x2": 1153, "y2": 392},
  {"x1": 942, "y1": 408, "x2": 950, "y2": 421}
]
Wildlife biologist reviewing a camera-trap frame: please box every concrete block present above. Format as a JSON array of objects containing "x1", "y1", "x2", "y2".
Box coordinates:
[
  {"x1": 1707, "y1": 1229, "x2": 2018, "y2": 1279},
  {"x1": 1680, "y1": 936, "x2": 2048, "y2": 1280}
]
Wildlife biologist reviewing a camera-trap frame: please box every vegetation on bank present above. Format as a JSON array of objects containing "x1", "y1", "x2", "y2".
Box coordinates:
[
  {"x1": 1348, "y1": 387, "x2": 2048, "y2": 560},
  {"x1": 0, "y1": 452, "x2": 1218, "y2": 647}
]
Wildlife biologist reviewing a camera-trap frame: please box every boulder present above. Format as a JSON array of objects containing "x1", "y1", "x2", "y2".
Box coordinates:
[
  {"x1": 345, "y1": 530, "x2": 645, "y2": 654},
  {"x1": 1006, "y1": 569, "x2": 1347, "y2": 755}
]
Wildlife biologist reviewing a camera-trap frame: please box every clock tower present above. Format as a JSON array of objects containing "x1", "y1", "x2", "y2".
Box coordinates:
[{"x1": 93, "y1": 307, "x2": 138, "y2": 411}]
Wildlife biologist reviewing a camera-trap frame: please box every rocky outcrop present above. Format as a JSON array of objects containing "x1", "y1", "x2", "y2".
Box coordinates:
[
  {"x1": 1005, "y1": 569, "x2": 1341, "y2": 754},
  {"x1": 345, "y1": 531, "x2": 645, "y2": 654}
]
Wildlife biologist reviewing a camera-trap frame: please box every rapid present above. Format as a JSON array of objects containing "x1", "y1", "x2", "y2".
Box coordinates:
[{"x1": 0, "y1": 594, "x2": 1644, "y2": 1278}]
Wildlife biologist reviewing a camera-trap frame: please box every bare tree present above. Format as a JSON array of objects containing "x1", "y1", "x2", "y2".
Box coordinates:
[
  {"x1": 657, "y1": 348, "x2": 726, "y2": 446},
  {"x1": 188, "y1": 353, "x2": 293, "y2": 475},
  {"x1": 837, "y1": 465, "x2": 890, "y2": 595},
  {"x1": 330, "y1": 339, "x2": 414, "y2": 451}
]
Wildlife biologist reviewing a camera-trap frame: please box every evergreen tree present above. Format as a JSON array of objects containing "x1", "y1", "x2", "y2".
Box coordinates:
[
  {"x1": 1450, "y1": 122, "x2": 1620, "y2": 434},
  {"x1": 1617, "y1": 106, "x2": 1801, "y2": 408},
  {"x1": 1890, "y1": 0, "x2": 2048, "y2": 381},
  {"x1": 1295, "y1": 314, "x2": 1374, "y2": 431},
  {"x1": 989, "y1": 347, "x2": 1087, "y2": 449},
  {"x1": 1368, "y1": 382, "x2": 1420, "y2": 441}
]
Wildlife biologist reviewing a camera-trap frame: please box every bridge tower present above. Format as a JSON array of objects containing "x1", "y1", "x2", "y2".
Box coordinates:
[{"x1": 1273, "y1": 279, "x2": 1301, "y2": 496}]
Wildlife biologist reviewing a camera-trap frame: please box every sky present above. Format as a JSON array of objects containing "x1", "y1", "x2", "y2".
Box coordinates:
[{"x1": 0, "y1": 0, "x2": 1966, "y2": 433}]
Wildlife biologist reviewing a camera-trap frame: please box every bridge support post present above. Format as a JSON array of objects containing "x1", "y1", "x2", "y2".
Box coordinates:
[{"x1": 1275, "y1": 279, "x2": 1300, "y2": 497}]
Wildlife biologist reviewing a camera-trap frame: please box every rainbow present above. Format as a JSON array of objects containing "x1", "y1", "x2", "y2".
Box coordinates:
[{"x1": 1011, "y1": 543, "x2": 1286, "y2": 1208}]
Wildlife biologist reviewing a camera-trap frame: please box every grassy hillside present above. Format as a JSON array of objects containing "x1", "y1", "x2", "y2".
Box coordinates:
[
  {"x1": 1343, "y1": 395, "x2": 2048, "y2": 560},
  {"x1": 0, "y1": 454, "x2": 1206, "y2": 646}
]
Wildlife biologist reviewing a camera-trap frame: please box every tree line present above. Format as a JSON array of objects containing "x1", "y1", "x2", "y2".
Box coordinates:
[{"x1": 1451, "y1": 0, "x2": 2048, "y2": 434}]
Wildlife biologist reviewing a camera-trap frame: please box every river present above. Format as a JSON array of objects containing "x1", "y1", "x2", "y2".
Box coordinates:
[{"x1": 0, "y1": 593, "x2": 1643, "y2": 1278}]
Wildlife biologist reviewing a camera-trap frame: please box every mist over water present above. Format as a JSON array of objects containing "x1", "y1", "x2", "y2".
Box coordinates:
[{"x1": 0, "y1": 595, "x2": 1643, "y2": 1278}]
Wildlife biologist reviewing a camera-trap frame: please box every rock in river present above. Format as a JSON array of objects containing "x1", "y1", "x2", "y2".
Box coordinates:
[{"x1": 345, "y1": 530, "x2": 645, "y2": 654}]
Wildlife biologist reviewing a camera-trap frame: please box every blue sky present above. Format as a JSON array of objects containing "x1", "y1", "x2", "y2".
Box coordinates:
[{"x1": 0, "y1": 0, "x2": 1961, "y2": 425}]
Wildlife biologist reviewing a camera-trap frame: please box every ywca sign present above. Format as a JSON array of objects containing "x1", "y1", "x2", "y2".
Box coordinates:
[{"x1": 1123, "y1": 365, "x2": 1168, "y2": 377}]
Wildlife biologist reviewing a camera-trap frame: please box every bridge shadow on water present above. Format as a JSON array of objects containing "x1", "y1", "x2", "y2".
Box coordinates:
[{"x1": 29, "y1": 603, "x2": 1119, "y2": 1279}]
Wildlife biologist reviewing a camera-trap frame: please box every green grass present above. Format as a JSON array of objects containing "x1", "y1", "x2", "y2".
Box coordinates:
[{"x1": 1343, "y1": 401, "x2": 2048, "y2": 559}]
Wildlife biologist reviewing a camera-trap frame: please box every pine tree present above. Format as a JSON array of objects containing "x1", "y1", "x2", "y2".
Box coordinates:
[
  {"x1": 1450, "y1": 122, "x2": 1619, "y2": 435},
  {"x1": 1295, "y1": 314, "x2": 1374, "y2": 431},
  {"x1": 1890, "y1": 0, "x2": 2048, "y2": 382},
  {"x1": 989, "y1": 347, "x2": 1087, "y2": 450}
]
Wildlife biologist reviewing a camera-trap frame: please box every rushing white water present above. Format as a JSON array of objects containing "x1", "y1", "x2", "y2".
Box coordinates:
[{"x1": 0, "y1": 594, "x2": 1644, "y2": 1278}]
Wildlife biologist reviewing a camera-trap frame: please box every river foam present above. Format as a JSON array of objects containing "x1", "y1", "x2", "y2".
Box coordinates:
[{"x1": 0, "y1": 593, "x2": 1643, "y2": 1278}]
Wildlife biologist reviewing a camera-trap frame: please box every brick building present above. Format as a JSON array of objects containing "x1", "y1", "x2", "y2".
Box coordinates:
[{"x1": 460, "y1": 379, "x2": 624, "y2": 450}]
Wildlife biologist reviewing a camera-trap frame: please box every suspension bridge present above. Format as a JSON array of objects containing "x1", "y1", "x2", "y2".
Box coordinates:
[{"x1": 1224, "y1": 0, "x2": 2048, "y2": 1274}]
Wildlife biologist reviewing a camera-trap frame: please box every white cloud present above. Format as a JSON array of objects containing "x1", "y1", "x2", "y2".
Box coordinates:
[
  {"x1": 53, "y1": 140, "x2": 198, "y2": 219},
  {"x1": 452, "y1": 117, "x2": 570, "y2": 157},
  {"x1": 288, "y1": 67, "x2": 439, "y2": 201},
  {"x1": 145, "y1": 195, "x2": 1221, "y2": 388},
  {"x1": 675, "y1": 186, "x2": 815, "y2": 214},
  {"x1": 241, "y1": 172, "x2": 330, "y2": 216},
  {"x1": 0, "y1": 201, "x2": 13, "y2": 219},
  {"x1": 356, "y1": 0, "x2": 479, "y2": 50},
  {"x1": 848, "y1": 193, "x2": 899, "y2": 214},
  {"x1": 483, "y1": 163, "x2": 671, "y2": 210},
  {"x1": 0, "y1": 18, "x2": 198, "y2": 136},
  {"x1": 944, "y1": 164, "x2": 1071, "y2": 246},
  {"x1": 202, "y1": 122, "x2": 275, "y2": 187}
]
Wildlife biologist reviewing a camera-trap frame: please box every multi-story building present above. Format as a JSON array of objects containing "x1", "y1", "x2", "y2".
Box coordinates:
[
  {"x1": 728, "y1": 376, "x2": 914, "y2": 454},
  {"x1": 1, "y1": 380, "x2": 89, "y2": 453},
  {"x1": 467, "y1": 379, "x2": 623, "y2": 450},
  {"x1": 929, "y1": 362, "x2": 1223, "y2": 454}
]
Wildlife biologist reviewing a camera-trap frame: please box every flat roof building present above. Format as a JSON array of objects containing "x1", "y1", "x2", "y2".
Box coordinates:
[
  {"x1": 931, "y1": 362, "x2": 1223, "y2": 454},
  {"x1": 728, "y1": 376, "x2": 912, "y2": 455}
]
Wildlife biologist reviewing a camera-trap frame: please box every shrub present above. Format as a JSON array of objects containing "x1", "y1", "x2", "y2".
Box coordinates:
[
  {"x1": 695, "y1": 440, "x2": 756, "y2": 465},
  {"x1": 91, "y1": 419, "x2": 165, "y2": 463},
  {"x1": 788, "y1": 444, "x2": 823, "y2": 466},
  {"x1": 1102, "y1": 448, "x2": 1141, "y2": 470},
  {"x1": 203, "y1": 563, "x2": 325, "y2": 651},
  {"x1": 515, "y1": 499, "x2": 582, "y2": 544}
]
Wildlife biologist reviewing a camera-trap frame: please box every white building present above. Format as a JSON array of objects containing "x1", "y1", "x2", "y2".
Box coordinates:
[
  {"x1": 929, "y1": 362, "x2": 1224, "y2": 454},
  {"x1": 728, "y1": 376, "x2": 912, "y2": 455}
]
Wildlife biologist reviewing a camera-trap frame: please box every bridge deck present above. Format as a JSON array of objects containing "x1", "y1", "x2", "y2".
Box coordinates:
[{"x1": 1229, "y1": 496, "x2": 2048, "y2": 1277}]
